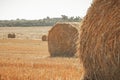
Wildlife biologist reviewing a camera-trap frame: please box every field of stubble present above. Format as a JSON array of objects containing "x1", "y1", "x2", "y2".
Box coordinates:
[{"x1": 0, "y1": 27, "x2": 82, "y2": 80}]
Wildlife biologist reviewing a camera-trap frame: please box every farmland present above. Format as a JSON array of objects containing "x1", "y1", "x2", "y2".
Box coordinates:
[{"x1": 0, "y1": 27, "x2": 82, "y2": 80}]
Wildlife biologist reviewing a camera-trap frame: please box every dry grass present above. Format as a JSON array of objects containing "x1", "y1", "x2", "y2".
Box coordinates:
[
  {"x1": 0, "y1": 57, "x2": 82, "y2": 80},
  {"x1": 0, "y1": 27, "x2": 83, "y2": 80}
]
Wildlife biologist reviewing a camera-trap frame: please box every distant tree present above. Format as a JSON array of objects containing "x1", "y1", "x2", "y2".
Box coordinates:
[
  {"x1": 16, "y1": 18, "x2": 20, "y2": 20},
  {"x1": 0, "y1": 15, "x2": 82, "y2": 27},
  {"x1": 69, "y1": 16, "x2": 74, "y2": 21},
  {"x1": 61, "y1": 15, "x2": 68, "y2": 20},
  {"x1": 74, "y1": 16, "x2": 82, "y2": 21},
  {"x1": 46, "y1": 16, "x2": 50, "y2": 19}
]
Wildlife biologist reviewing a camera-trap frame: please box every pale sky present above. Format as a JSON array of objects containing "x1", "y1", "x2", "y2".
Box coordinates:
[{"x1": 0, "y1": 0, "x2": 92, "y2": 20}]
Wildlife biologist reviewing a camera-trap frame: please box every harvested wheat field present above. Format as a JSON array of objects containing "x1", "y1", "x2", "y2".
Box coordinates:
[
  {"x1": 0, "y1": 27, "x2": 82, "y2": 80},
  {"x1": 0, "y1": 27, "x2": 51, "y2": 40}
]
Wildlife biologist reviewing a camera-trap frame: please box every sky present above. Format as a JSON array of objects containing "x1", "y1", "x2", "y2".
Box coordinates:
[{"x1": 0, "y1": 0, "x2": 92, "y2": 20}]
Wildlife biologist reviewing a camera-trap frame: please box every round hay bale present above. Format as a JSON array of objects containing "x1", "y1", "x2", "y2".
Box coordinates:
[
  {"x1": 80, "y1": 0, "x2": 120, "y2": 80},
  {"x1": 42, "y1": 35, "x2": 48, "y2": 41},
  {"x1": 48, "y1": 22, "x2": 80, "y2": 57},
  {"x1": 8, "y1": 33, "x2": 16, "y2": 38}
]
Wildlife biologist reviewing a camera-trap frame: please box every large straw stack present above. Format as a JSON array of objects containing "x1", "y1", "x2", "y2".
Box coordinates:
[
  {"x1": 42, "y1": 35, "x2": 48, "y2": 41},
  {"x1": 80, "y1": 0, "x2": 120, "y2": 80},
  {"x1": 48, "y1": 22, "x2": 80, "y2": 57},
  {"x1": 8, "y1": 33, "x2": 16, "y2": 38}
]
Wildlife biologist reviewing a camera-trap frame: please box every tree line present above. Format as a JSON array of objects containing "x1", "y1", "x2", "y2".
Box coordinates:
[{"x1": 0, "y1": 15, "x2": 82, "y2": 27}]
